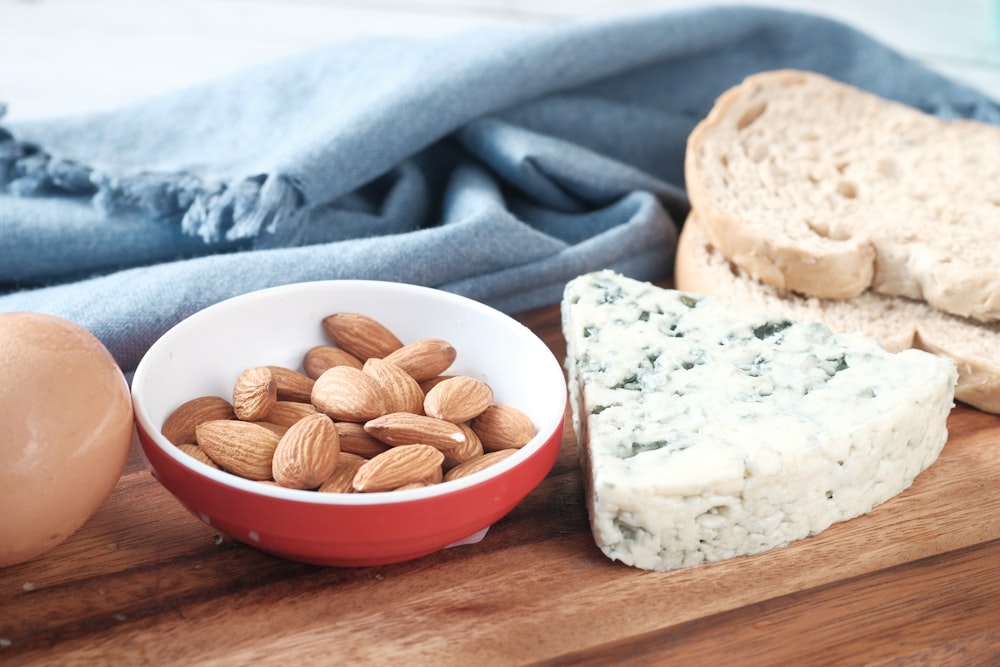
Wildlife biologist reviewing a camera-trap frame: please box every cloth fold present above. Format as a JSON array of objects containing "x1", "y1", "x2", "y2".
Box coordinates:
[{"x1": 1, "y1": 5, "x2": 997, "y2": 372}]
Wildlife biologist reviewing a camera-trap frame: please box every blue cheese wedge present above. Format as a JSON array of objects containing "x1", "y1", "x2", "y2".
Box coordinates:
[{"x1": 561, "y1": 270, "x2": 957, "y2": 571}]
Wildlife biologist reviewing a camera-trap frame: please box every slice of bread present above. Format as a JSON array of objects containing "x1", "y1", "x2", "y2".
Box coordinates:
[
  {"x1": 684, "y1": 69, "x2": 1000, "y2": 322},
  {"x1": 675, "y1": 212, "x2": 1000, "y2": 414}
]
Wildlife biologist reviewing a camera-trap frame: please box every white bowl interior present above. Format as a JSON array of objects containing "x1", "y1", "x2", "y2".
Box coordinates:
[{"x1": 132, "y1": 280, "x2": 567, "y2": 503}]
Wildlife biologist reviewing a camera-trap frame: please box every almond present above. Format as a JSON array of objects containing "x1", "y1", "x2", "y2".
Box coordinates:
[
  {"x1": 394, "y1": 466, "x2": 443, "y2": 490},
  {"x1": 263, "y1": 400, "x2": 318, "y2": 427},
  {"x1": 232, "y1": 366, "x2": 278, "y2": 421},
  {"x1": 272, "y1": 413, "x2": 340, "y2": 489},
  {"x1": 335, "y1": 421, "x2": 391, "y2": 458},
  {"x1": 266, "y1": 365, "x2": 316, "y2": 403},
  {"x1": 363, "y1": 357, "x2": 424, "y2": 414},
  {"x1": 443, "y1": 422, "x2": 485, "y2": 468},
  {"x1": 311, "y1": 365, "x2": 388, "y2": 422},
  {"x1": 176, "y1": 443, "x2": 221, "y2": 469},
  {"x1": 457, "y1": 421, "x2": 483, "y2": 452},
  {"x1": 352, "y1": 444, "x2": 445, "y2": 492},
  {"x1": 303, "y1": 344, "x2": 363, "y2": 379},
  {"x1": 317, "y1": 452, "x2": 367, "y2": 493},
  {"x1": 255, "y1": 421, "x2": 290, "y2": 437},
  {"x1": 423, "y1": 375, "x2": 493, "y2": 423},
  {"x1": 444, "y1": 449, "x2": 517, "y2": 481},
  {"x1": 425, "y1": 464, "x2": 444, "y2": 484},
  {"x1": 382, "y1": 338, "x2": 457, "y2": 381},
  {"x1": 364, "y1": 412, "x2": 468, "y2": 453},
  {"x1": 419, "y1": 375, "x2": 455, "y2": 394},
  {"x1": 471, "y1": 404, "x2": 536, "y2": 450},
  {"x1": 196, "y1": 419, "x2": 280, "y2": 480},
  {"x1": 161, "y1": 395, "x2": 236, "y2": 446},
  {"x1": 393, "y1": 481, "x2": 433, "y2": 491},
  {"x1": 321, "y1": 312, "x2": 403, "y2": 360}
]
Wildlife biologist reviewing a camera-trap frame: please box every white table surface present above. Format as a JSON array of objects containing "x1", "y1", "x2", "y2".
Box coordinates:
[{"x1": 2, "y1": 0, "x2": 999, "y2": 123}]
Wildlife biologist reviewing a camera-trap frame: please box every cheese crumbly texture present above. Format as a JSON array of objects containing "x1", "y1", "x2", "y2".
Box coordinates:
[{"x1": 561, "y1": 271, "x2": 957, "y2": 571}]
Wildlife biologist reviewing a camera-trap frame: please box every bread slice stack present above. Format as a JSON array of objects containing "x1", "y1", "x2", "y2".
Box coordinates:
[{"x1": 678, "y1": 70, "x2": 1000, "y2": 414}]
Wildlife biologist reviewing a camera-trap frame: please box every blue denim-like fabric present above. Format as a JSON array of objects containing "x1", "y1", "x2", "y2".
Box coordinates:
[{"x1": 1, "y1": 6, "x2": 997, "y2": 372}]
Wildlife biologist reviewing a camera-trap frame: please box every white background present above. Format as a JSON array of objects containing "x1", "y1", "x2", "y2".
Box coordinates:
[{"x1": 2, "y1": 0, "x2": 999, "y2": 121}]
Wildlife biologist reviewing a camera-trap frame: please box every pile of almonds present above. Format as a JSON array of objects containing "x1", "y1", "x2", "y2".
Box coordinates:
[{"x1": 160, "y1": 312, "x2": 537, "y2": 493}]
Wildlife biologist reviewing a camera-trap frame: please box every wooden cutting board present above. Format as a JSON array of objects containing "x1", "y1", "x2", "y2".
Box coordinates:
[{"x1": 2, "y1": 299, "x2": 1000, "y2": 666}]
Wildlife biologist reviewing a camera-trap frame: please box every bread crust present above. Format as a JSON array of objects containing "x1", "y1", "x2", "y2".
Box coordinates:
[
  {"x1": 676, "y1": 213, "x2": 1000, "y2": 414},
  {"x1": 685, "y1": 69, "x2": 1000, "y2": 322}
]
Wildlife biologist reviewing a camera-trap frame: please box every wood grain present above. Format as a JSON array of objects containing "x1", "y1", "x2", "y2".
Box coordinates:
[{"x1": 3, "y1": 300, "x2": 1000, "y2": 666}]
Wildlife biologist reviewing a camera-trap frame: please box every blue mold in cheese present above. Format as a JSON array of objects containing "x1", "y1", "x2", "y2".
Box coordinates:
[{"x1": 561, "y1": 270, "x2": 957, "y2": 571}]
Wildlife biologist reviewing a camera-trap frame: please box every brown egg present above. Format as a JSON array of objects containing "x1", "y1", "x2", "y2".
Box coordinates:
[{"x1": 0, "y1": 312, "x2": 133, "y2": 567}]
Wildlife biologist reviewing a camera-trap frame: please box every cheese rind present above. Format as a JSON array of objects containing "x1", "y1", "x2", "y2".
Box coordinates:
[{"x1": 561, "y1": 270, "x2": 957, "y2": 571}]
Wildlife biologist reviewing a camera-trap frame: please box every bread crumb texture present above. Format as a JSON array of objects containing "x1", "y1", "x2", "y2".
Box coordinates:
[{"x1": 686, "y1": 70, "x2": 1000, "y2": 321}]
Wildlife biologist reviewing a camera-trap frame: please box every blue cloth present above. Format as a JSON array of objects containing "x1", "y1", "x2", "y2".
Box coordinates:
[{"x1": 1, "y1": 5, "x2": 997, "y2": 373}]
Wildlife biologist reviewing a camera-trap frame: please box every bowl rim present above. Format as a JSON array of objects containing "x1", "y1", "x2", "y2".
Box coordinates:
[{"x1": 131, "y1": 279, "x2": 567, "y2": 506}]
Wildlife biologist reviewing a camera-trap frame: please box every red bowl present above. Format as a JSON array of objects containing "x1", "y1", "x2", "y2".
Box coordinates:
[{"x1": 131, "y1": 280, "x2": 566, "y2": 566}]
